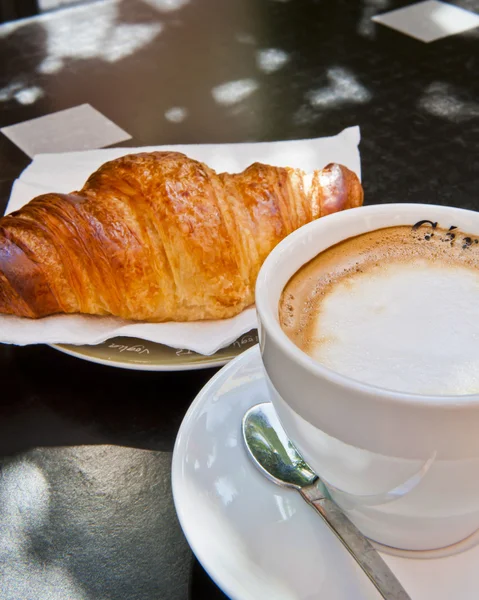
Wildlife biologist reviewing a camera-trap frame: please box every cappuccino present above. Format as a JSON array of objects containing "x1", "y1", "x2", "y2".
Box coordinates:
[{"x1": 279, "y1": 222, "x2": 479, "y2": 395}]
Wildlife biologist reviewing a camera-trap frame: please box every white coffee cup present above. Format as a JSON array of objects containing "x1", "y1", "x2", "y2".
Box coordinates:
[{"x1": 256, "y1": 203, "x2": 479, "y2": 551}]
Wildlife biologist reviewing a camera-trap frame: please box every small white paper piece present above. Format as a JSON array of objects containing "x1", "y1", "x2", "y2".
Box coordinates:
[
  {"x1": 372, "y1": 1, "x2": 479, "y2": 43},
  {"x1": 1, "y1": 104, "x2": 132, "y2": 158},
  {"x1": 1, "y1": 126, "x2": 361, "y2": 354}
]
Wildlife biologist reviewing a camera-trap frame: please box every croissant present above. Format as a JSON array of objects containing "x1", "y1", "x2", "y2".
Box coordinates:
[{"x1": 0, "y1": 152, "x2": 363, "y2": 322}]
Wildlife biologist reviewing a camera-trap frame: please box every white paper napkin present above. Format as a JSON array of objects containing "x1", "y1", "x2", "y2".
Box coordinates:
[
  {"x1": 0, "y1": 126, "x2": 361, "y2": 355},
  {"x1": 372, "y1": 1, "x2": 479, "y2": 43},
  {"x1": 1, "y1": 104, "x2": 132, "y2": 158}
]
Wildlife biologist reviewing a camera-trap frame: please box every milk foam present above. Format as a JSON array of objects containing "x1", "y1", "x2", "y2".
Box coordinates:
[
  {"x1": 280, "y1": 224, "x2": 479, "y2": 396},
  {"x1": 310, "y1": 261, "x2": 479, "y2": 395}
]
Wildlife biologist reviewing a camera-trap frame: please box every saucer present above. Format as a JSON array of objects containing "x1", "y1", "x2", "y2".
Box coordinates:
[{"x1": 172, "y1": 345, "x2": 479, "y2": 600}]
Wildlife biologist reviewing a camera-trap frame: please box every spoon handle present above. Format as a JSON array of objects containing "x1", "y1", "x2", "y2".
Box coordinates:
[{"x1": 300, "y1": 486, "x2": 411, "y2": 600}]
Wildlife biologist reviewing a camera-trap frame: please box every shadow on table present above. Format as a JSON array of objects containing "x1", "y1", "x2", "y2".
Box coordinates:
[
  {"x1": 0, "y1": 342, "x2": 217, "y2": 455},
  {"x1": 189, "y1": 557, "x2": 229, "y2": 600}
]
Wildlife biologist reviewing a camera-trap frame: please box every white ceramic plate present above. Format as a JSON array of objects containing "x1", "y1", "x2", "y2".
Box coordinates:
[{"x1": 172, "y1": 345, "x2": 479, "y2": 600}]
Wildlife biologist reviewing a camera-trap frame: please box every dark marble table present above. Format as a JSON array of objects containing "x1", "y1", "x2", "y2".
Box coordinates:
[{"x1": 0, "y1": 1, "x2": 478, "y2": 598}]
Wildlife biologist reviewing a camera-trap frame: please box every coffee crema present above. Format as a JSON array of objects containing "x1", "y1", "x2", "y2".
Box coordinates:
[{"x1": 279, "y1": 223, "x2": 479, "y2": 395}]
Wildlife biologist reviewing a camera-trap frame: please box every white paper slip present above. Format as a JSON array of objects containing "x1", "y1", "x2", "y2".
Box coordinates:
[
  {"x1": 1, "y1": 104, "x2": 132, "y2": 158},
  {"x1": 1, "y1": 126, "x2": 361, "y2": 354},
  {"x1": 372, "y1": 1, "x2": 479, "y2": 43}
]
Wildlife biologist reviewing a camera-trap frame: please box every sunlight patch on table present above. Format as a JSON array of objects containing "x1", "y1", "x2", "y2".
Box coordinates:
[
  {"x1": 419, "y1": 82, "x2": 479, "y2": 122},
  {"x1": 0, "y1": 81, "x2": 43, "y2": 106},
  {"x1": 212, "y1": 79, "x2": 259, "y2": 106},
  {"x1": 35, "y1": 2, "x2": 163, "y2": 73},
  {"x1": 165, "y1": 106, "x2": 188, "y2": 123},
  {"x1": 256, "y1": 48, "x2": 289, "y2": 74},
  {"x1": 308, "y1": 67, "x2": 371, "y2": 108},
  {"x1": 0, "y1": 460, "x2": 50, "y2": 548},
  {"x1": 14, "y1": 86, "x2": 44, "y2": 106}
]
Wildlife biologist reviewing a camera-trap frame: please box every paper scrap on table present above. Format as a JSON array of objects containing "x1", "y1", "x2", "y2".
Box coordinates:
[
  {"x1": 372, "y1": 1, "x2": 479, "y2": 43},
  {"x1": 1, "y1": 104, "x2": 132, "y2": 158},
  {"x1": 1, "y1": 126, "x2": 361, "y2": 355}
]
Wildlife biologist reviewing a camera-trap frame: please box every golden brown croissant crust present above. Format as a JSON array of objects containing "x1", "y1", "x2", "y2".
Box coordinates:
[{"x1": 0, "y1": 152, "x2": 363, "y2": 321}]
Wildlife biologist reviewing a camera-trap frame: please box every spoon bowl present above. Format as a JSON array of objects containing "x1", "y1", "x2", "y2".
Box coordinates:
[{"x1": 242, "y1": 402, "x2": 317, "y2": 489}]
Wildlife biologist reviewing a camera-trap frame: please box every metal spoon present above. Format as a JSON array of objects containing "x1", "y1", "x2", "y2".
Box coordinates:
[{"x1": 242, "y1": 402, "x2": 411, "y2": 600}]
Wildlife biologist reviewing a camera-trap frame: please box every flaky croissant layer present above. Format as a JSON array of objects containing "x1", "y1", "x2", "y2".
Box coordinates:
[{"x1": 0, "y1": 152, "x2": 363, "y2": 321}]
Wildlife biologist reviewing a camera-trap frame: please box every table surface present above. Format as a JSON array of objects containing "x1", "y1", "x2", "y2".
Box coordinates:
[{"x1": 1, "y1": 0, "x2": 478, "y2": 598}]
